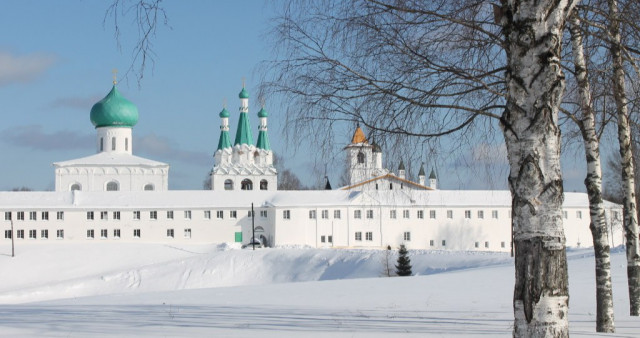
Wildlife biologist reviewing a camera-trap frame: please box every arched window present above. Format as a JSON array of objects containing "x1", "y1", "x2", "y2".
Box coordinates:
[
  {"x1": 260, "y1": 179, "x2": 268, "y2": 190},
  {"x1": 70, "y1": 183, "x2": 81, "y2": 191},
  {"x1": 224, "y1": 179, "x2": 234, "y2": 190},
  {"x1": 106, "y1": 181, "x2": 119, "y2": 191},
  {"x1": 111, "y1": 137, "x2": 116, "y2": 151},
  {"x1": 125, "y1": 138, "x2": 129, "y2": 151},
  {"x1": 357, "y1": 151, "x2": 365, "y2": 164},
  {"x1": 100, "y1": 138, "x2": 104, "y2": 151},
  {"x1": 144, "y1": 184, "x2": 154, "y2": 191},
  {"x1": 241, "y1": 179, "x2": 253, "y2": 190}
]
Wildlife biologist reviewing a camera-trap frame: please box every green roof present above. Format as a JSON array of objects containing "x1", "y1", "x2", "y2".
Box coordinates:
[
  {"x1": 217, "y1": 129, "x2": 232, "y2": 150},
  {"x1": 219, "y1": 107, "x2": 230, "y2": 118},
  {"x1": 239, "y1": 87, "x2": 249, "y2": 99},
  {"x1": 398, "y1": 160, "x2": 405, "y2": 171},
  {"x1": 234, "y1": 112, "x2": 254, "y2": 146},
  {"x1": 418, "y1": 164, "x2": 425, "y2": 176},
  {"x1": 256, "y1": 130, "x2": 271, "y2": 150},
  {"x1": 90, "y1": 85, "x2": 139, "y2": 128},
  {"x1": 429, "y1": 169, "x2": 437, "y2": 179},
  {"x1": 257, "y1": 107, "x2": 268, "y2": 118}
]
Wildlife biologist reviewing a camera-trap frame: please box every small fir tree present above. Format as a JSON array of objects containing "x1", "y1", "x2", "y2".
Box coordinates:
[{"x1": 395, "y1": 244, "x2": 412, "y2": 276}]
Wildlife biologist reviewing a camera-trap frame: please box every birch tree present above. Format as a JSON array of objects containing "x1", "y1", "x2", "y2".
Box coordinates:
[
  {"x1": 566, "y1": 11, "x2": 614, "y2": 332},
  {"x1": 606, "y1": 0, "x2": 640, "y2": 316},
  {"x1": 267, "y1": 0, "x2": 575, "y2": 335}
]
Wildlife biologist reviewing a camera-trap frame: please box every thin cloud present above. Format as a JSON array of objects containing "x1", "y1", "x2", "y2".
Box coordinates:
[
  {"x1": 1, "y1": 125, "x2": 93, "y2": 151},
  {"x1": 49, "y1": 95, "x2": 103, "y2": 110},
  {"x1": 136, "y1": 134, "x2": 211, "y2": 166},
  {"x1": 0, "y1": 51, "x2": 57, "y2": 87}
]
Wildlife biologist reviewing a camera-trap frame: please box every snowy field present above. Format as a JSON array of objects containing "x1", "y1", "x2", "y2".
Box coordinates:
[{"x1": 0, "y1": 243, "x2": 638, "y2": 337}]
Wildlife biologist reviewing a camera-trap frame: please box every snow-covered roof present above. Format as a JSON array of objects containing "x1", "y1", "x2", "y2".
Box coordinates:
[
  {"x1": 0, "y1": 190, "x2": 620, "y2": 211},
  {"x1": 53, "y1": 152, "x2": 168, "y2": 168}
]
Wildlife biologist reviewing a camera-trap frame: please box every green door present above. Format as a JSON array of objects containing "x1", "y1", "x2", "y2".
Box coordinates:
[{"x1": 235, "y1": 232, "x2": 243, "y2": 243}]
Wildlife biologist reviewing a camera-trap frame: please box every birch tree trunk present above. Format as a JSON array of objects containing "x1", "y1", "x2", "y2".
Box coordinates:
[
  {"x1": 500, "y1": 1, "x2": 575, "y2": 336},
  {"x1": 607, "y1": 0, "x2": 640, "y2": 317},
  {"x1": 568, "y1": 12, "x2": 615, "y2": 332}
]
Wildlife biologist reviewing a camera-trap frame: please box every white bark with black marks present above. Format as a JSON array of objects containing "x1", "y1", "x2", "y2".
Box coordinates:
[
  {"x1": 607, "y1": 0, "x2": 640, "y2": 317},
  {"x1": 568, "y1": 12, "x2": 615, "y2": 332},
  {"x1": 500, "y1": 0, "x2": 575, "y2": 336}
]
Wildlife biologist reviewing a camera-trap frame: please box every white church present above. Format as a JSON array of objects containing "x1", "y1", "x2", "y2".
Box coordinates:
[{"x1": 0, "y1": 82, "x2": 624, "y2": 251}]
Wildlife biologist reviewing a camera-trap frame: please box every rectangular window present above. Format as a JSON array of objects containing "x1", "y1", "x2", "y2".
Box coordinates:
[
  {"x1": 283, "y1": 210, "x2": 290, "y2": 219},
  {"x1": 475, "y1": 242, "x2": 479, "y2": 248},
  {"x1": 403, "y1": 232, "x2": 411, "y2": 241},
  {"x1": 563, "y1": 211, "x2": 568, "y2": 219},
  {"x1": 477, "y1": 210, "x2": 484, "y2": 219},
  {"x1": 113, "y1": 211, "x2": 120, "y2": 220},
  {"x1": 167, "y1": 229, "x2": 174, "y2": 238},
  {"x1": 204, "y1": 210, "x2": 211, "y2": 219},
  {"x1": 57, "y1": 211, "x2": 64, "y2": 220},
  {"x1": 101, "y1": 229, "x2": 108, "y2": 239},
  {"x1": 403, "y1": 210, "x2": 410, "y2": 219},
  {"x1": 334, "y1": 210, "x2": 341, "y2": 219},
  {"x1": 87, "y1": 229, "x2": 94, "y2": 239},
  {"x1": 442, "y1": 240, "x2": 446, "y2": 246},
  {"x1": 184, "y1": 210, "x2": 192, "y2": 219},
  {"x1": 150, "y1": 211, "x2": 158, "y2": 220},
  {"x1": 113, "y1": 229, "x2": 121, "y2": 238},
  {"x1": 390, "y1": 210, "x2": 397, "y2": 219},
  {"x1": 328, "y1": 235, "x2": 333, "y2": 243},
  {"x1": 17, "y1": 211, "x2": 24, "y2": 221},
  {"x1": 41, "y1": 211, "x2": 49, "y2": 221},
  {"x1": 485, "y1": 241, "x2": 490, "y2": 248},
  {"x1": 260, "y1": 210, "x2": 268, "y2": 218},
  {"x1": 29, "y1": 211, "x2": 37, "y2": 221},
  {"x1": 417, "y1": 210, "x2": 424, "y2": 219},
  {"x1": 4, "y1": 230, "x2": 11, "y2": 239},
  {"x1": 230, "y1": 210, "x2": 237, "y2": 219},
  {"x1": 355, "y1": 232, "x2": 362, "y2": 241},
  {"x1": 446, "y1": 210, "x2": 453, "y2": 219},
  {"x1": 501, "y1": 241, "x2": 506, "y2": 248},
  {"x1": 366, "y1": 210, "x2": 374, "y2": 219},
  {"x1": 41, "y1": 229, "x2": 48, "y2": 239},
  {"x1": 184, "y1": 228, "x2": 192, "y2": 238},
  {"x1": 101, "y1": 211, "x2": 108, "y2": 220},
  {"x1": 167, "y1": 211, "x2": 174, "y2": 219},
  {"x1": 430, "y1": 210, "x2": 436, "y2": 219},
  {"x1": 133, "y1": 229, "x2": 141, "y2": 238},
  {"x1": 309, "y1": 210, "x2": 317, "y2": 219},
  {"x1": 354, "y1": 210, "x2": 362, "y2": 219},
  {"x1": 16, "y1": 229, "x2": 24, "y2": 239},
  {"x1": 216, "y1": 210, "x2": 224, "y2": 219},
  {"x1": 492, "y1": 210, "x2": 498, "y2": 219},
  {"x1": 321, "y1": 235, "x2": 326, "y2": 243},
  {"x1": 430, "y1": 240, "x2": 434, "y2": 247},
  {"x1": 248, "y1": 210, "x2": 254, "y2": 218},
  {"x1": 86, "y1": 211, "x2": 94, "y2": 220},
  {"x1": 365, "y1": 232, "x2": 373, "y2": 241},
  {"x1": 133, "y1": 211, "x2": 140, "y2": 220},
  {"x1": 56, "y1": 229, "x2": 64, "y2": 239},
  {"x1": 464, "y1": 210, "x2": 471, "y2": 219},
  {"x1": 321, "y1": 210, "x2": 329, "y2": 219},
  {"x1": 576, "y1": 211, "x2": 582, "y2": 219},
  {"x1": 4, "y1": 212, "x2": 11, "y2": 221}
]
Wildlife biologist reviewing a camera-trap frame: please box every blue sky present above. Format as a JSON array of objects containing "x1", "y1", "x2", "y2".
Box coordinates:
[{"x1": 0, "y1": 0, "x2": 591, "y2": 191}]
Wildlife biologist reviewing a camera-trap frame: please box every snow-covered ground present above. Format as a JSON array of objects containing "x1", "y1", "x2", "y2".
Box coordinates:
[{"x1": 0, "y1": 243, "x2": 638, "y2": 337}]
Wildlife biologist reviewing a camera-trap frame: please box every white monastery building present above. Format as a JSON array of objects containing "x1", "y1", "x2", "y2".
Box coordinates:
[{"x1": 1, "y1": 82, "x2": 624, "y2": 252}]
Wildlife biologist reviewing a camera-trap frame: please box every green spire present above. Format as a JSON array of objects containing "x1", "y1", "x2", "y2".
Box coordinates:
[
  {"x1": 234, "y1": 112, "x2": 254, "y2": 146},
  {"x1": 398, "y1": 160, "x2": 405, "y2": 171},
  {"x1": 429, "y1": 168, "x2": 437, "y2": 179},
  {"x1": 217, "y1": 129, "x2": 232, "y2": 151},
  {"x1": 256, "y1": 130, "x2": 271, "y2": 150},
  {"x1": 418, "y1": 163, "x2": 425, "y2": 176}
]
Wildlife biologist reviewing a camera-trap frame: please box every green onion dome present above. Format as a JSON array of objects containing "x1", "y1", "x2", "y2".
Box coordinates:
[
  {"x1": 257, "y1": 107, "x2": 268, "y2": 118},
  {"x1": 219, "y1": 107, "x2": 230, "y2": 118},
  {"x1": 239, "y1": 87, "x2": 249, "y2": 99},
  {"x1": 90, "y1": 85, "x2": 139, "y2": 128}
]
